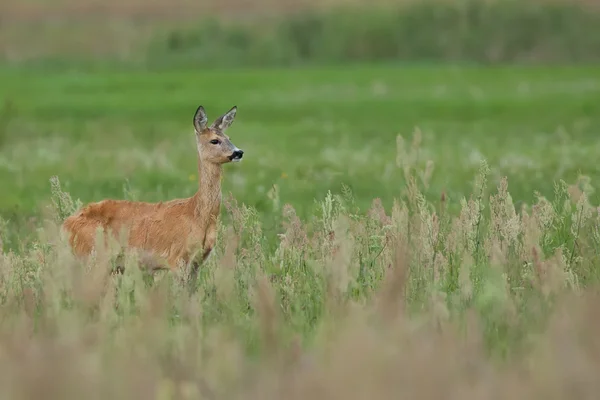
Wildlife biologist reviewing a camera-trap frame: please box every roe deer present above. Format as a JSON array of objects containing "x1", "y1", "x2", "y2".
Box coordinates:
[{"x1": 62, "y1": 105, "x2": 244, "y2": 284}]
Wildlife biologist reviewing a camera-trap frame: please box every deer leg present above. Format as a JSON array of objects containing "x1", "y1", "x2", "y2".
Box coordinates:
[
  {"x1": 110, "y1": 249, "x2": 126, "y2": 275},
  {"x1": 187, "y1": 225, "x2": 216, "y2": 294},
  {"x1": 187, "y1": 260, "x2": 201, "y2": 294}
]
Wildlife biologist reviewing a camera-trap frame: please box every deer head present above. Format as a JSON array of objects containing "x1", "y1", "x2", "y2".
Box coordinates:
[{"x1": 193, "y1": 105, "x2": 244, "y2": 164}]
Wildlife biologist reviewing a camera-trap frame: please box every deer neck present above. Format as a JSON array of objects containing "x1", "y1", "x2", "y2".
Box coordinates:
[{"x1": 192, "y1": 158, "x2": 223, "y2": 225}]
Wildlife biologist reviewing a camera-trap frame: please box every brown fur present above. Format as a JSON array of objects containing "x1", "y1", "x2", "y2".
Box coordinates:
[{"x1": 62, "y1": 105, "x2": 243, "y2": 278}]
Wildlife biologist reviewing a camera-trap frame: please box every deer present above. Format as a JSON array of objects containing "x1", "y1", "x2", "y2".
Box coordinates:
[{"x1": 62, "y1": 105, "x2": 244, "y2": 287}]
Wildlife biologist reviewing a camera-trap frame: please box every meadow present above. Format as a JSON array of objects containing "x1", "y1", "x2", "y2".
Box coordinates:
[
  {"x1": 1, "y1": 0, "x2": 600, "y2": 396},
  {"x1": 2, "y1": 65, "x2": 599, "y2": 243},
  {"x1": 0, "y1": 63, "x2": 599, "y2": 398}
]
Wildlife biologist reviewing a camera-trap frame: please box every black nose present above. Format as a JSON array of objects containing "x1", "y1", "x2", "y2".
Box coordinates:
[{"x1": 231, "y1": 149, "x2": 244, "y2": 159}]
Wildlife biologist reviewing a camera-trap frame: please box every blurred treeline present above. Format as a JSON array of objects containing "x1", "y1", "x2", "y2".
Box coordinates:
[{"x1": 0, "y1": 0, "x2": 599, "y2": 67}]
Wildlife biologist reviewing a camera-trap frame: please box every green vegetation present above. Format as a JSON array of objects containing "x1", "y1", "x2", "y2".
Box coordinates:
[
  {"x1": 1, "y1": 0, "x2": 600, "y2": 395},
  {"x1": 147, "y1": 0, "x2": 600, "y2": 68},
  {"x1": 7, "y1": 0, "x2": 600, "y2": 68},
  {"x1": 0, "y1": 64, "x2": 599, "y2": 396},
  {"x1": 1, "y1": 64, "x2": 599, "y2": 245},
  {"x1": 0, "y1": 63, "x2": 600, "y2": 393}
]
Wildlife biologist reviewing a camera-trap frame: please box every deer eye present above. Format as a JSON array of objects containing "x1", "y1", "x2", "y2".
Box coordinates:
[{"x1": 210, "y1": 139, "x2": 221, "y2": 145}]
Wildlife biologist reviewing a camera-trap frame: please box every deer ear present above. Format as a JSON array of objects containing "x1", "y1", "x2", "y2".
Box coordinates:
[
  {"x1": 210, "y1": 106, "x2": 237, "y2": 131},
  {"x1": 193, "y1": 106, "x2": 208, "y2": 133}
]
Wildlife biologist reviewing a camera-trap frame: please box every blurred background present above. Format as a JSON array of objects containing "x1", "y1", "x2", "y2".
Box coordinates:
[
  {"x1": 2, "y1": 0, "x2": 599, "y2": 66},
  {"x1": 0, "y1": 0, "x2": 599, "y2": 250}
]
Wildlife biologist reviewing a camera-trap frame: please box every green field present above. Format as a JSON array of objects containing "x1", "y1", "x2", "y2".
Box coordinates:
[
  {"x1": 1, "y1": 64, "x2": 600, "y2": 397},
  {"x1": 2, "y1": 65, "x2": 599, "y2": 244}
]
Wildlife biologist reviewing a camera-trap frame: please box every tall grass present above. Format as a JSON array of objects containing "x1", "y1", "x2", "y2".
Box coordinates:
[{"x1": 0, "y1": 130, "x2": 599, "y2": 398}]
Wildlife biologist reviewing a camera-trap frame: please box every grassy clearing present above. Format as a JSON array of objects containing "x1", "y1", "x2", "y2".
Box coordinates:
[{"x1": 0, "y1": 63, "x2": 600, "y2": 397}]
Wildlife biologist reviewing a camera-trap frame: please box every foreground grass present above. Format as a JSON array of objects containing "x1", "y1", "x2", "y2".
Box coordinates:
[
  {"x1": 1, "y1": 64, "x2": 599, "y2": 248},
  {"x1": 1, "y1": 151, "x2": 600, "y2": 398}
]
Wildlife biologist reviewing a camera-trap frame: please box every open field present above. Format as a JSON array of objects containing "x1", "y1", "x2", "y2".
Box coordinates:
[
  {"x1": 1, "y1": 1, "x2": 600, "y2": 397},
  {"x1": 1, "y1": 64, "x2": 600, "y2": 245},
  {"x1": 1, "y1": 63, "x2": 600, "y2": 397}
]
